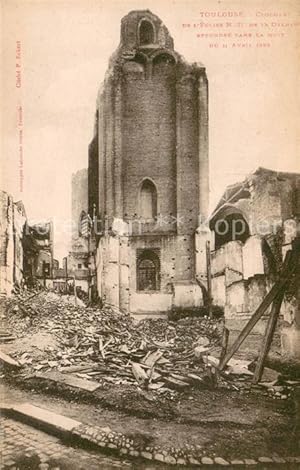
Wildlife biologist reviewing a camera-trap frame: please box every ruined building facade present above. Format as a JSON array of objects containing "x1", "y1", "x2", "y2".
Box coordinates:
[
  {"x1": 88, "y1": 10, "x2": 208, "y2": 313},
  {"x1": 196, "y1": 168, "x2": 300, "y2": 358},
  {"x1": 0, "y1": 191, "x2": 26, "y2": 295},
  {"x1": 23, "y1": 220, "x2": 54, "y2": 287},
  {"x1": 0, "y1": 190, "x2": 54, "y2": 294}
]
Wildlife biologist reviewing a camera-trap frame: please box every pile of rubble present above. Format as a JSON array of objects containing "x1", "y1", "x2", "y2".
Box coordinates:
[
  {"x1": 0, "y1": 290, "x2": 229, "y2": 392},
  {"x1": 2, "y1": 290, "x2": 299, "y2": 397}
]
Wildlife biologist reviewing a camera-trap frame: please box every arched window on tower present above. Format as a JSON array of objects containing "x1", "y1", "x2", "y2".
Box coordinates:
[
  {"x1": 139, "y1": 20, "x2": 155, "y2": 45},
  {"x1": 139, "y1": 179, "x2": 157, "y2": 220},
  {"x1": 137, "y1": 250, "x2": 160, "y2": 291}
]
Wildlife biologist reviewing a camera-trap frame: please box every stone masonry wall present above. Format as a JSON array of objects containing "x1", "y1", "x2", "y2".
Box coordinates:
[
  {"x1": 0, "y1": 192, "x2": 14, "y2": 295},
  {"x1": 0, "y1": 192, "x2": 26, "y2": 295},
  {"x1": 97, "y1": 232, "x2": 203, "y2": 313},
  {"x1": 122, "y1": 59, "x2": 177, "y2": 222}
]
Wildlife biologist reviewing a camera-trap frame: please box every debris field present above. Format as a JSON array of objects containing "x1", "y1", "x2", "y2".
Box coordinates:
[
  {"x1": 0, "y1": 290, "x2": 299, "y2": 401},
  {"x1": 1, "y1": 291, "x2": 227, "y2": 391}
]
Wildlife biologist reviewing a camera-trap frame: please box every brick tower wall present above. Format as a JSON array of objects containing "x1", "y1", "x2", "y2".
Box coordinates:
[{"x1": 122, "y1": 58, "x2": 177, "y2": 221}]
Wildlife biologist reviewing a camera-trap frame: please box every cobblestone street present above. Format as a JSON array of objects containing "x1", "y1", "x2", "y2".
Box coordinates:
[{"x1": 0, "y1": 416, "x2": 139, "y2": 470}]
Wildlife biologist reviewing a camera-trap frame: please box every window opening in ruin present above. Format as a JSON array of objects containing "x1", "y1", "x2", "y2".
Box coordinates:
[
  {"x1": 43, "y1": 262, "x2": 51, "y2": 277},
  {"x1": 139, "y1": 20, "x2": 155, "y2": 45},
  {"x1": 153, "y1": 53, "x2": 175, "y2": 66},
  {"x1": 137, "y1": 250, "x2": 160, "y2": 291},
  {"x1": 214, "y1": 213, "x2": 250, "y2": 250},
  {"x1": 139, "y1": 179, "x2": 157, "y2": 220}
]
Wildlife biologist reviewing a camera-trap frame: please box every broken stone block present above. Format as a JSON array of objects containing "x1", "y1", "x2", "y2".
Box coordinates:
[
  {"x1": 202, "y1": 355, "x2": 219, "y2": 368},
  {"x1": 194, "y1": 346, "x2": 209, "y2": 358},
  {"x1": 201, "y1": 456, "x2": 214, "y2": 464},
  {"x1": 260, "y1": 367, "x2": 280, "y2": 383},
  {"x1": 11, "y1": 403, "x2": 81, "y2": 432},
  {"x1": 194, "y1": 336, "x2": 210, "y2": 347},
  {"x1": 214, "y1": 456, "x2": 230, "y2": 465},
  {"x1": 154, "y1": 453, "x2": 165, "y2": 462},
  {"x1": 0, "y1": 350, "x2": 21, "y2": 369},
  {"x1": 165, "y1": 455, "x2": 176, "y2": 464},
  {"x1": 226, "y1": 358, "x2": 253, "y2": 376},
  {"x1": 258, "y1": 457, "x2": 273, "y2": 463}
]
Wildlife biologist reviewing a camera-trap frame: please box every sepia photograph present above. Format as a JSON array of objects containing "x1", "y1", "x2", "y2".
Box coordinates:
[{"x1": 1, "y1": 0, "x2": 300, "y2": 468}]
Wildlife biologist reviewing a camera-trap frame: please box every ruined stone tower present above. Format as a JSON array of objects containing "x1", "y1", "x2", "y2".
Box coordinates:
[{"x1": 88, "y1": 10, "x2": 209, "y2": 314}]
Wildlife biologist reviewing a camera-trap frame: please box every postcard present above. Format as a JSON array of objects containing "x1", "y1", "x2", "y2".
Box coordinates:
[{"x1": 1, "y1": 1, "x2": 300, "y2": 468}]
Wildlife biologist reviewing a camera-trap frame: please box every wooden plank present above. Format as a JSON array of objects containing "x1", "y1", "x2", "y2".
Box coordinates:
[
  {"x1": 36, "y1": 371, "x2": 101, "y2": 392},
  {"x1": 0, "y1": 336, "x2": 16, "y2": 343},
  {"x1": 219, "y1": 250, "x2": 295, "y2": 371},
  {"x1": 219, "y1": 327, "x2": 229, "y2": 365},
  {"x1": 252, "y1": 289, "x2": 285, "y2": 383},
  {"x1": 143, "y1": 350, "x2": 163, "y2": 368},
  {"x1": 131, "y1": 362, "x2": 148, "y2": 385},
  {"x1": 218, "y1": 279, "x2": 286, "y2": 370}
]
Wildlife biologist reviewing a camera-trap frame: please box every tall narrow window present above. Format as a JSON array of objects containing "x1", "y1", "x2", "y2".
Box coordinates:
[
  {"x1": 139, "y1": 20, "x2": 155, "y2": 45},
  {"x1": 140, "y1": 179, "x2": 157, "y2": 220}
]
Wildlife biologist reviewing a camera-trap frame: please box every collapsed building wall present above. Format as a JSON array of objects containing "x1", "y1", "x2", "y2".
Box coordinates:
[
  {"x1": 196, "y1": 168, "x2": 300, "y2": 358},
  {"x1": 22, "y1": 220, "x2": 55, "y2": 288},
  {"x1": 26, "y1": 222, "x2": 54, "y2": 284}
]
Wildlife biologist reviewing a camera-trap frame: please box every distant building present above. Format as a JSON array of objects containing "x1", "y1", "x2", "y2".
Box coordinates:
[
  {"x1": 23, "y1": 220, "x2": 54, "y2": 286},
  {"x1": 88, "y1": 10, "x2": 209, "y2": 314},
  {"x1": 61, "y1": 168, "x2": 89, "y2": 293},
  {"x1": 53, "y1": 259, "x2": 59, "y2": 270},
  {"x1": 71, "y1": 169, "x2": 88, "y2": 242}
]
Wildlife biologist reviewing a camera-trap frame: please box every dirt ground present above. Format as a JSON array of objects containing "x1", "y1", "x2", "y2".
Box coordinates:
[{"x1": 1, "y1": 374, "x2": 298, "y2": 461}]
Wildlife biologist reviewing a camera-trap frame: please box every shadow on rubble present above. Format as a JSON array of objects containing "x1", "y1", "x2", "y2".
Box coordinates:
[{"x1": 168, "y1": 305, "x2": 224, "y2": 322}]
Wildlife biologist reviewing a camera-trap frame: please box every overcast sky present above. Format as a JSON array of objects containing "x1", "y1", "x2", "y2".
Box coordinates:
[{"x1": 2, "y1": 0, "x2": 300, "y2": 262}]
